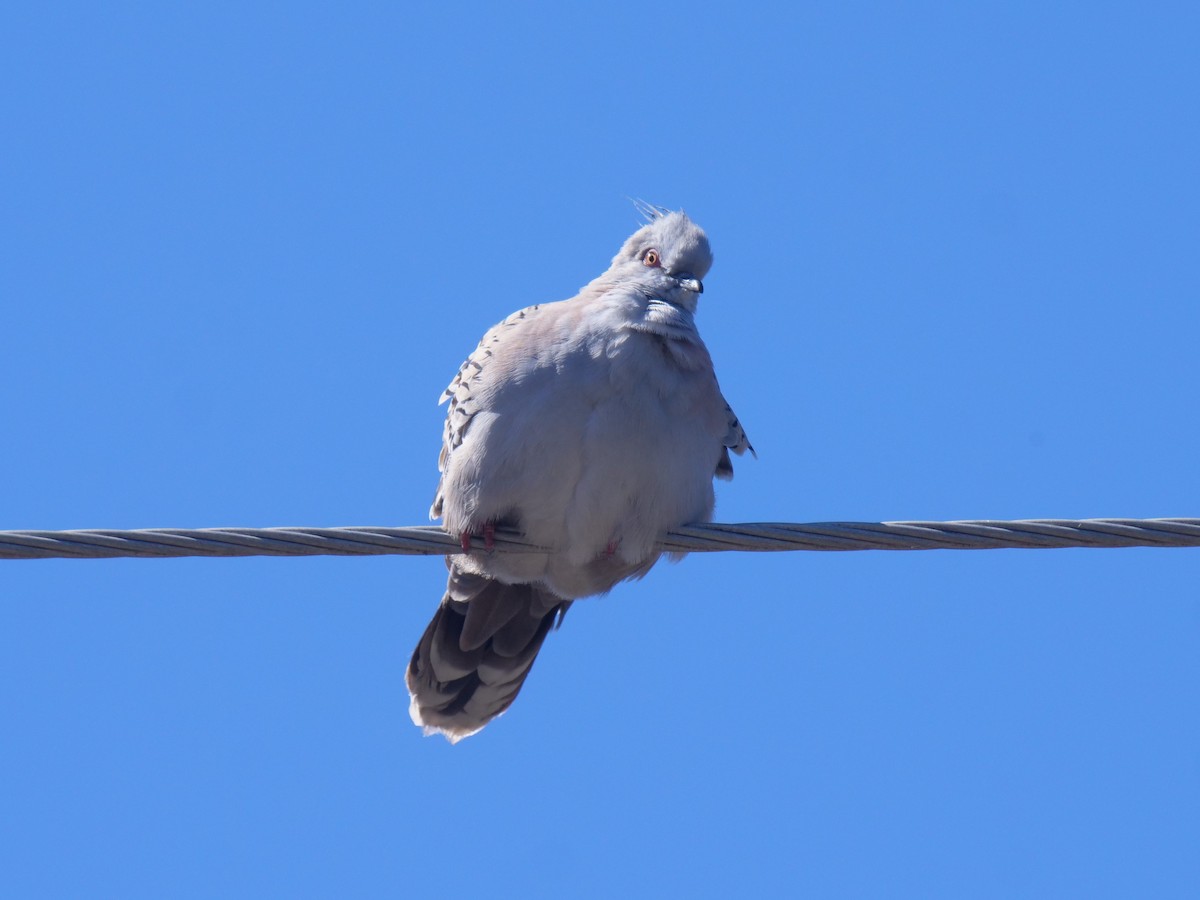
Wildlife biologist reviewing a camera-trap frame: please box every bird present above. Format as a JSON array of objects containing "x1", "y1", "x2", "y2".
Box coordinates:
[{"x1": 406, "y1": 204, "x2": 753, "y2": 742}]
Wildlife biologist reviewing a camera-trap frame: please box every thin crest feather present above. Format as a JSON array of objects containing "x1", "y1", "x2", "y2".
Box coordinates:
[{"x1": 628, "y1": 197, "x2": 671, "y2": 224}]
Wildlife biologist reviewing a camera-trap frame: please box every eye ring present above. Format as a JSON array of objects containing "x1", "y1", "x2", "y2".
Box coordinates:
[{"x1": 643, "y1": 249, "x2": 660, "y2": 267}]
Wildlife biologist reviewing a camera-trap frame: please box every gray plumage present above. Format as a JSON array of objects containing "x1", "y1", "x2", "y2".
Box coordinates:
[{"x1": 406, "y1": 207, "x2": 753, "y2": 742}]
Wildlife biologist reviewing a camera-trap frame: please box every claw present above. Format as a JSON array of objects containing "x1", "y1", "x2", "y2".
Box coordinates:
[{"x1": 460, "y1": 532, "x2": 472, "y2": 553}]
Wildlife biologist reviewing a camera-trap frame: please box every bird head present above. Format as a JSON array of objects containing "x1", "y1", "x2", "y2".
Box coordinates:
[{"x1": 607, "y1": 206, "x2": 713, "y2": 310}]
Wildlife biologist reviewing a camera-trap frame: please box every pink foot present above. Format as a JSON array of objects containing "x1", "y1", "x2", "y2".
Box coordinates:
[
  {"x1": 603, "y1": 539, "x2": 619, "y2": 559},
  {"x1": 459, "y1": 524, "x2": 496, "y2": 553}
]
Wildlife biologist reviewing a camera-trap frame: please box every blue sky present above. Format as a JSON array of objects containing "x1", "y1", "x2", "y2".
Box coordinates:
[{"x1": 2, "y1": 2, "x2": 1197, "y2": 896}]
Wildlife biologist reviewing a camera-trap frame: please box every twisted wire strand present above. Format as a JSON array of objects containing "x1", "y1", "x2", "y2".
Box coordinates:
[{"x1": 1, "y1": 519, "x2": 1198, "y2": 560}]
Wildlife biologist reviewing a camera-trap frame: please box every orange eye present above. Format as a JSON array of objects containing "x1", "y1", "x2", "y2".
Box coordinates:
[{"x1": 643, "y1": 249, "x2": 660, "y2": 267}]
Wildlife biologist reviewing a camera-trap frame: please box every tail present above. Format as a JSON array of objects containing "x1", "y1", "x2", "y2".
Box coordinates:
[{"x1": 406, "y1": 563, "x2": 571, "y2": 743}]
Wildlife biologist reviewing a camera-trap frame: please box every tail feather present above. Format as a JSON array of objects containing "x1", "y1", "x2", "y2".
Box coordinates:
[
  {"x1": 407, "y1": 566, "x2": 570, "y2": 743},
  {"x1": 426, "y1": 610, "x2": 482, "y2": 680},
  {"x1": 490, "y1": 604, "x2": 554, "y2": 656},
  {"x1": 459, "y1": 587, "x2": 523, "y2": 650}
]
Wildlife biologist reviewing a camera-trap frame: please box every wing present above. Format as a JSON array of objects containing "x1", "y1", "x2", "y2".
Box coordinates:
[
  {"x1": 430, "y1": 304, "x2": 545, "y2": 520},
  {"x1": 715, "y1": 399, "x2": 755, "y2": 482}
]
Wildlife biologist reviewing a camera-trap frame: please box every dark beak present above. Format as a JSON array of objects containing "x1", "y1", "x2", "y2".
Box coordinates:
[{"x1": 676, "y1": 274, "x2": 703, "y2": 294}]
